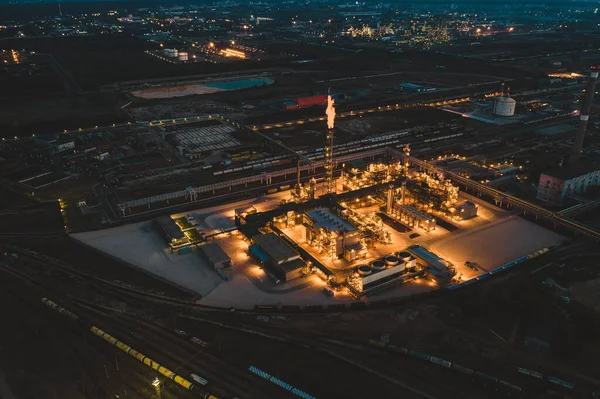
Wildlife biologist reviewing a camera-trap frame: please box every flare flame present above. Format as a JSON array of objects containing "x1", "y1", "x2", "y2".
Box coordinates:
[{"x1": 326, "y1": 95, "x2": 336, "y2": 130}]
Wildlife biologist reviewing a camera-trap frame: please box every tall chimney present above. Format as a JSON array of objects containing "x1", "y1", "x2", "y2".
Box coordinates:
[{"x1": 571, "y1": 66, "x2": 599, "y2": 160}]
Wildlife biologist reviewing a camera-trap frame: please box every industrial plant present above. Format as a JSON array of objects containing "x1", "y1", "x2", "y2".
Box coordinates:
[{"x1": 3, "y1": 2, "x2": 600, "y2": 398}]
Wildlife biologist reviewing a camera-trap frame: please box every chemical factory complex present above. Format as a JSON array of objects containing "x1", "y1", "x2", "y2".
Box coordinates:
[{"x1": 3, "y1": 1, "x2": 600, "y2": 398}]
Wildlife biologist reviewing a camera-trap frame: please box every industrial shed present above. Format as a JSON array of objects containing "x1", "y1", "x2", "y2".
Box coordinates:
[
  {"x1": 454, "y1": 201, "x2": 478, "y2": 220},
  {"x1": 250, "y1": 233, "x2": 304, "y2": 282},
  {"x1": 199, "y1": 242, "x2": 231, "y2": 270},
  {"x1": 407, "y1": 245, "x2": 455, "y2": 284},
  {"x1": 154, "y1": 216, "x2": 188, "y2": 247}
]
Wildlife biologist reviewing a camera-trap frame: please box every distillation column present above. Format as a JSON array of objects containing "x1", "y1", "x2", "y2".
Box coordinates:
[{"x1": 387, "y1": 184, "x2": 395, "y2": 214}]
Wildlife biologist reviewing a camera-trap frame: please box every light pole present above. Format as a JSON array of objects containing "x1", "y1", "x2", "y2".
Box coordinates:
[{"x1": 152, "y1": 377, "x2": 161, "y2": 398}]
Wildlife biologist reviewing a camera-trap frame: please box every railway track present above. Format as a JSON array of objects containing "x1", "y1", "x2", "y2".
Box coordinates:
[{"x1": 3, "y1": 246, "x2": 597, "y2": 398}]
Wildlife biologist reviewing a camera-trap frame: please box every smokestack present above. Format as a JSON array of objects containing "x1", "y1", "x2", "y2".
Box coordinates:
[
  {"x1": 324, "y1": 91, "x2": 336, "y2": 194},
  {"x1": 571, "y1": 66, "x2": 599, "y2": 161}
]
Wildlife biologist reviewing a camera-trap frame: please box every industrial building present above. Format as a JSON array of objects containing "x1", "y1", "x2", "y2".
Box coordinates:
[
  {"x1": 199, "y1": 242, "x2": 231, "y2": 270},
  {"x1": 393, "y1": 204, "x2": 436, "y2": 232},
  {"x1": 234, "y1": 205, "x2": 258, "y2": 226},
  {"x1": 304, "y1": 208, "x2": 361, "y2": 260},
  {"x1": 453, "y1": 201, "x2": 478, "y2": 220},
  {"x1": 406, "y1": 245, "x2": 455, "y2": 285},
  {"x1": 492, "y1": 96, "x2": 516, "y2": 117},
  {"x1": 536, "y1": 162, "x2": 600, "y2": 205},
  {"x1": 199, "y1": 242, "x2": 232, "y2": 280},
  {"x1": 347, "y1": 251, "x2": 420, "y2": 296},
  {"x1": 249, "y1": 233, "x2": 305, "y2": 282},
  {"x1": 154, "y1": 216, "x2": 189, "y2": 248}
]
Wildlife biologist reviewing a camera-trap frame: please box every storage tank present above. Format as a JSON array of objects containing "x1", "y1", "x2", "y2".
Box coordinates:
[
  {"x1": 397, "y1": 251, "x2": 412, "y2": 262},
  {"x1": 357, "y1": 265, "x2": 372, "y2": 276},
  {"x1": 371, "y1": 260, "x2": 386, "y2": 271},
  {"x1": 178, "y1": 52, "x2": 188, "y2": 61},
  {"x1": 163, "y1": 49, "x2": 172, "y2": 57},
  {"x1": 384, "y1": 255, "x2": 399, "y2": 266},
  {"x1": 172, "y1": 49, "x2": 179, "y2": 57},
  {"x1": 493, "y1": 96, "x2": 516, "y2": 117}
]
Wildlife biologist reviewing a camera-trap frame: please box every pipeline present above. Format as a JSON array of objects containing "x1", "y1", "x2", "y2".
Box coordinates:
[{"x1": 90, "y1": 326, "x2": 213, "y2": 395}]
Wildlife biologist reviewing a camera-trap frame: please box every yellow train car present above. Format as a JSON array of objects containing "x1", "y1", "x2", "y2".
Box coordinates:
[{"x1": 90, "y1": 326, "x2": 194, "y2": 391}]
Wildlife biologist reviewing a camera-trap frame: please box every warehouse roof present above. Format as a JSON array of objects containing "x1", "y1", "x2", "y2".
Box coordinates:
[
  {"x1": 280, "y1": 258, "x2": 305, "y2": 273},
  {"x1": 199, "y1": 242, "x2": 230, "y2": 265},
  {"x1": 407, "y1": 245, "x2": 454, "y2": 274},
  {"x1": 306, "y1": 208, "x2": 357, "y2": 234},
  {"x1": 455, "y1": 201, "x2": 477, "y2": 210},
  {"x1": 253, "y1": 233, "x2": 300, "y2": 264},
  {"x1": 155, "y1": 216, "x2": 184, "y2": 240},
  {"x1": 542, "y1": 160, "x2": 600, "y2": 181}
]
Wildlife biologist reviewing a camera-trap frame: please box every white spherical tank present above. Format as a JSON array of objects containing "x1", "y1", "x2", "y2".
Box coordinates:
[
  {"x1": 493, "y1": 96, "x2": 516, "y2": 117},
  {"x1": 178, "y1": 52, "x2": 188, "y2": 61}
]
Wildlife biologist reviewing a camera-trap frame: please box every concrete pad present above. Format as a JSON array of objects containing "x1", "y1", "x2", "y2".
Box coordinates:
[
  {"x1": 430, "y1": 216, "x2": 567, "y2": 272},
  {"x1": 73, "y1": 222, "x2": 223, "y2": 295}
]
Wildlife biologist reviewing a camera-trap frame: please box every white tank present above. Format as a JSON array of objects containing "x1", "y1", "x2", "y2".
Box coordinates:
[
  {"x1": 178, "y1": 52, "x2": 188, "y2": 61},
  {"x1": 163, "y1": 49, "x2": 172, "y2": 56},
  {"x1": 493, "y1": 96, "x2": 516, "y2": 116},
  {"x1": 172, "y1": 49, "x2": 178, "y2": 57}
]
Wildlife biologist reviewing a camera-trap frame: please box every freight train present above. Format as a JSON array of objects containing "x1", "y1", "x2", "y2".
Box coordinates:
[
  {"x1": 369, "y1": 340, "x2": 523, "y2": 392},
  {"x1": 40, "y1": 298, "x2": 216, "y2": 397},
  {"x1": 448, "y1": 246, "x2": 554, "y2": 291}
]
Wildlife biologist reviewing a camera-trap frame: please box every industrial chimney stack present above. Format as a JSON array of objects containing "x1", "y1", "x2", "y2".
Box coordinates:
[{"x1": 571, "y1": 66, "x2": 599, "y2": 161}]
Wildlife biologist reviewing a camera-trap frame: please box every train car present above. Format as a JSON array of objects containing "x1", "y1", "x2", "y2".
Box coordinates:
[
  {"x1": 386, "y1": 344, "x2": 408, "y2": 354},
  {"x1": 452, "y1": 363, "x2": 474, "y2": 376},
  {"x1": 190, "y1": 373, "x2": 208, "y2": 386},
  {"x1": 190, "y1": 337, "x2": 209, "y2": 347},
  {"x1": 368, "y1": 339, "x2": 387, "y2": 348},
  {"x1": 41, "y1": 298, "x2": 80, "y2": 321},
  {"x1": 474, "y1": 371, "x2": 499, "y2": 383},
  {"x1": 429, "y1": 356, "x2": 452, "y2": 368},
  {"x1": 499, "y1": 380, "x2": 522, "y2": 391},
  {"x1": 90, "y1": 326, "x2": 194, "y2": 391},
  {"x1": 517, "y1": 366, "x2": 544, "y2": 379},
  {"x1": 408, "y1": 350, "x2": 431, "y2": 361},
  {"x1": 547, "y1": 377, "x2": 575, "y2": 390}
]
